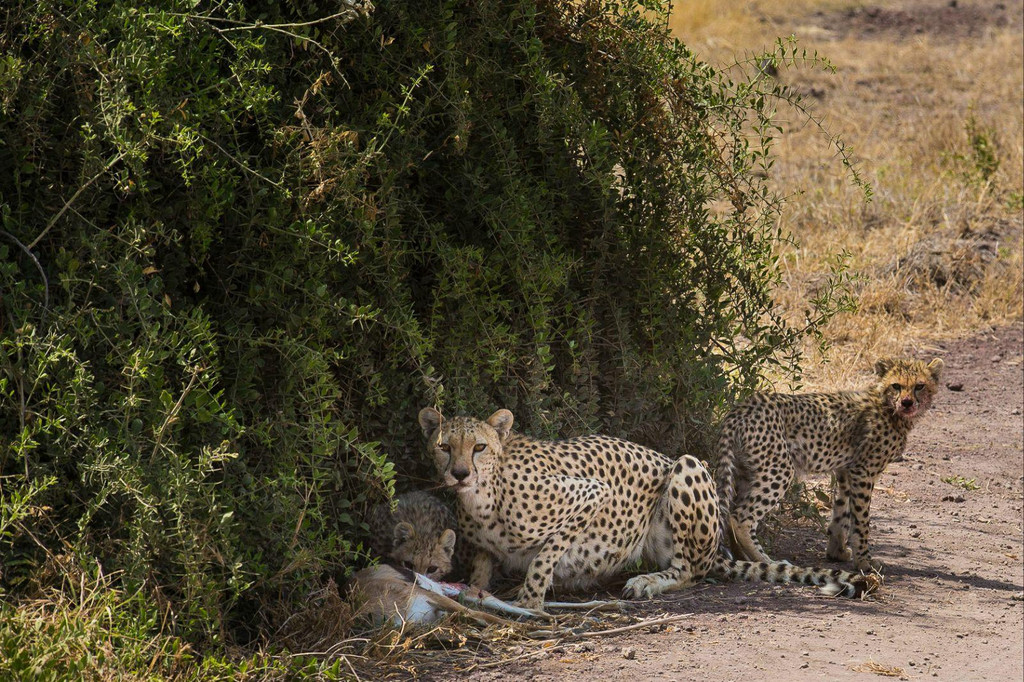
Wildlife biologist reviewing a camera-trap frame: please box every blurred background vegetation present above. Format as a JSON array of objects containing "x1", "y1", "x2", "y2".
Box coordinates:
[{"x1": 0, "y1": 0, "x2": 902, "y2": 676}]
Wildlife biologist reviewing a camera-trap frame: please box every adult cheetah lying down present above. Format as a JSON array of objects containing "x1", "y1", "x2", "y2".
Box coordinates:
[
  {"x1": 717, "y1": 357, "x2": 943, "y2": 572},
  {"x1": 419, "y1": 407, "x2": 874, "y2": 611}
]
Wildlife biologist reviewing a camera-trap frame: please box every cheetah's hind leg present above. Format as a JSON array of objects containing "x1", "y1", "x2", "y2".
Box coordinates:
[
  {"x1": 826, "y1": 469, "x2": 854, "y2": 562},
  {"x1": 727, "y1": 453, "x2": 794, "y2": 563},
  {"x1": 623, "y1": 457, "x2": 718, "y2": 600},
  {"x1": 728, "y1": 515, "x2": 772, "y2": 563}
]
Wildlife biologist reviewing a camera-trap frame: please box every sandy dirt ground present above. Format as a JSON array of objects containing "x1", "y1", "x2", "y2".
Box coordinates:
[{"x1": 429, "y1": 324, "x2": 1023, "y2": 681}]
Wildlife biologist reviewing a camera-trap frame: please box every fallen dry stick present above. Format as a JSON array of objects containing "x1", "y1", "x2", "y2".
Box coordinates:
[{"x1": 529, "y1": 612, "x2": 696, "y2": 640}]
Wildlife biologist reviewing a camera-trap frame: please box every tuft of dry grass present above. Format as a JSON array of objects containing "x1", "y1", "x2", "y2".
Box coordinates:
[
  {"x1": 852, "y1": 659, "x2": 910, "y2": 679},
  {"x1": 671, "y1": 0, "x2": 1024, "y2": 390}
]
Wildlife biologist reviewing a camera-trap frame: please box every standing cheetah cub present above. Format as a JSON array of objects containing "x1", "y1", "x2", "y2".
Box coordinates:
[
  {"x1": 717, "y1": 357, "x2": 943, "y2": 572},
  {"x1": 419, "y1": 407, "x2": 874, "y2": 611},
  {"x1": 366, "y1": 491, "x2": 457, "y2": 580}
]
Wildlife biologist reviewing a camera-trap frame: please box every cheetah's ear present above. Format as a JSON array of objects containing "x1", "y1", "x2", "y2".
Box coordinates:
[
  {"x1": 874, "y1": 358, "x2": 896, "y2": 377},
  {"x1": 393, "y1": 521, "x2": 415, "y2": 545},
  {"x1": 418, "y1": 407, "x2": 443, "y2": 439},
  {"x1": 926, "y1": 358, "x2": 944, "y2": 381},
  {"x1": 439, "y1": 529, "x2": 457, "y2": 556},
  {"x1": 486, "y1": 409, "x2": 514, "y2": 441}
]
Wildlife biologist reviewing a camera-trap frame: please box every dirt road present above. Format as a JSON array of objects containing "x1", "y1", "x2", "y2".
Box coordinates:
[{"x1": 440, "y1": 325, "x2": 1023, "y2": 681}]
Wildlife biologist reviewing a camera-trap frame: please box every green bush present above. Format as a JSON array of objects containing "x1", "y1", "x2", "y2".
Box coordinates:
[{"x1": 0, "y1": 0, "x2": 848, "y2": 652}]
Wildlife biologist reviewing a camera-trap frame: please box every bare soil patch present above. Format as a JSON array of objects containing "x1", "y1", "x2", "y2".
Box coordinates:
[
  {"x1": 427, "y1": 324, "x2": 1023, "y2": 681},
  {"x1": 816, "y1": 0, "x2": 1021, "y2": 42}
]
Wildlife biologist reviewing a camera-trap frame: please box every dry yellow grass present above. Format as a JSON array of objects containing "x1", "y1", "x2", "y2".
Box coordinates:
[
  {"x1": 671, "y1": 0, "x2": 1024, "y2": 389},
  {"x1": 851, "y1": 659, "x2": 910, "y2": 678}
]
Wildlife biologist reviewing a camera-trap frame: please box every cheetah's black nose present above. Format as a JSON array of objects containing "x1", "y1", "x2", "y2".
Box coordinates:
[
  {"x1": 901, "y1": 398, "x2": 914, "y2": 408},
  {"x1": 451, "y1": 467, "x2": 471, "y2": 481}
]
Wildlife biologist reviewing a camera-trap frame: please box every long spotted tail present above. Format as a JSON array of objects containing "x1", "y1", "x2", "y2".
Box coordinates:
[
  {"x1": 715, "y1": 424, "x2": 739, "y2": 556},
  {"x1": 710, "y1": 556, "x2": 879, "y2": 599}
]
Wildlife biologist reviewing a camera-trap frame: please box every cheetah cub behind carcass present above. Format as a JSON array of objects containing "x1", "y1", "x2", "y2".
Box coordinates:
[
  {"x1": 419, "y1": 406, "x2": 874, "y2": 611},
  {"x1": 717, "y1": 357, "x2": 944, "y2": 572},
  {"x1": 366, "y1": 491, "x2": 457, "y2": 580}
]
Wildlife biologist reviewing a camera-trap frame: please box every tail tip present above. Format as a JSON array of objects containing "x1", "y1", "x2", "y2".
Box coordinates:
[{"x1": 824, "y1": 573, "x2": 882, "y2": 599}]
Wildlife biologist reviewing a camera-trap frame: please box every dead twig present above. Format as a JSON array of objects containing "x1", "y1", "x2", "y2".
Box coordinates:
[
  {"x1": 545, "y1": 600, "x2": 623, "y2": 612},
  {"x1": 1, "y1": 229, "x2": 49, "y2": 317},
  {"x1": 29, "y1": 151, "x2": 126, "y2": 250},
  {"x1": 149, "y1": 367, "x2": 203, "y2": 464},
  {"x1": 529, "y1": 612, "x2": 695, "y2": 640},
  {"x1": 463, "y1": 647, "x2": 551, "y2": 672}
]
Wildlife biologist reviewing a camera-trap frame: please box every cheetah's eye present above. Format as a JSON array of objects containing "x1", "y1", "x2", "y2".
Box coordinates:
[
  {"x1": 438, "y1": 443, "x2": 451, "y2": 453},
  {"x1": 473, "y1": 443, "x2": 486, "y2": 453},
  {"x1": 914, "y1": 382, "x2": 925, "y2": 391},
  {"x1": 890, "y1": 383, "x2": 902, "y2": 391},
  {"x1": 427, "y1": 565, "x2": 438, "y2": 574}
]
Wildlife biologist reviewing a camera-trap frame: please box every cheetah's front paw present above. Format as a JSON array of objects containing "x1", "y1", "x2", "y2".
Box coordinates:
[
  {"x1": 514, "y1": 588, "x2": 546, "y2": 614},
  {"x1": 826, "y1": 546, "x2": 853, "y2": 562}
]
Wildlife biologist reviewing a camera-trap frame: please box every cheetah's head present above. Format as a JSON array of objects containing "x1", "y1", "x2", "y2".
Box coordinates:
[
  {"x1": 418, "y1": 407, "x2": 513, "y2": 494},
  {"x1": 389, "y1": 522, "x2": 457, "y2": 580},
  {"x1": 874, "y1": 357, "x2": 944, "y2": 420}
]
